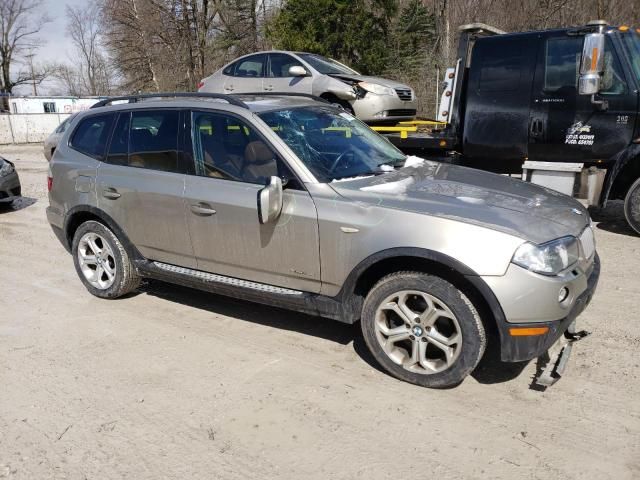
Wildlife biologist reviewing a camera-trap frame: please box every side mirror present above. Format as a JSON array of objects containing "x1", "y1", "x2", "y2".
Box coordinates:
[
  {"x1": 258, "y1": 176, "x2": 283, "y2": 224},
  {"x1": 578, "y1": 33, "x2": 605, "y2": 95},
  {"x1": 288, "y1": 65, "x2": 308, "y2": 77}
]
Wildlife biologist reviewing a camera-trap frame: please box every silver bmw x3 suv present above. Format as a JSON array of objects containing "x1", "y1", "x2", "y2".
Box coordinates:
[{"x1": 47, "y1": 93, "x2": 599, "y2": 388}]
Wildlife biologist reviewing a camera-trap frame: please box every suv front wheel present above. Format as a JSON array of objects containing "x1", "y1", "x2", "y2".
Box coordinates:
[
  {"x1": 72, "y1": 220, "x2": 141, "y2": 298},
  {"x1": 361, "y1": 271, "x2": 486, "y2": 388}
]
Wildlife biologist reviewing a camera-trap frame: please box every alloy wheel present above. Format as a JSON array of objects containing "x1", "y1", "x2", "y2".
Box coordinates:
[
  {"x1": 77, "y1": 232, "x2": 117, "y2": 290},
  {"x1": 374, "y1": 290, "x2": 462, "y2": 374}
]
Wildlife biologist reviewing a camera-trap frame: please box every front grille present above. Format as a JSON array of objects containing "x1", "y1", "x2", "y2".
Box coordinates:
[
  {"x1": 395, "y1": 88, "x2": 413, "y2": 101},
  {"x1": 387, "y1": 109, "x2": 417, "y2": 117},
  {"x1": 10, "y1": 187, "x2": 21, "y2": 196}
]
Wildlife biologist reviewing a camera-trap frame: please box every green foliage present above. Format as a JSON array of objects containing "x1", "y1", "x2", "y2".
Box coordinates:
[
  {"x1": 386, "y1": 0, "x2": 436, "y2": 77},
  {"x1": 267, "y1": 0, "x2": 398, "y2": 75}
]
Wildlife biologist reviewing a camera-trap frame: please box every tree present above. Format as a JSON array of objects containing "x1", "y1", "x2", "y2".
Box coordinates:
[
  {"x1": 64, "y1": 2, "x2": 114, "y2": 95},
  {"x1": 0, "y1": 0, "x2": 51, "y2": 97},
  {"x1": 267, "y1": 0, "x2": 398, "y2": 75}
]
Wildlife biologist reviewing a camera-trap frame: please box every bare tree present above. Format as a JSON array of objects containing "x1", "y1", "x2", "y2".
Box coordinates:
[
  {"x1": 65, "y1": 2, "x2": 114, "y2": 95},
  {"x1": 0, "y1": 0, "x2": 51, "y2": 97}
]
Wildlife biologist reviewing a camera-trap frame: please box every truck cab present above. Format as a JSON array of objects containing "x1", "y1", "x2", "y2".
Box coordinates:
[{"x1": 387, "y1": 21, "x2": 640, "y2": 234}]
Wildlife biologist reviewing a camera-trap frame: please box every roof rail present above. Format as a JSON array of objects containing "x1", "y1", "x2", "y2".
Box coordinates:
[
  {"x1": 231, "y1": 92, "x2": 330, "y2": 104},
  {"x1": 90, "y1": 92, "x2": 248, "y2": 109}
]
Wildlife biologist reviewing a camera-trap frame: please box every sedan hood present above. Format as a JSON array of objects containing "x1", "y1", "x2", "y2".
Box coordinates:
[
  {"x1": 331, "y1": 74, "x2": 411, "y2": 90},
  {"x1": 330, "y1": 160, "x2": 589, "y2": 244}
]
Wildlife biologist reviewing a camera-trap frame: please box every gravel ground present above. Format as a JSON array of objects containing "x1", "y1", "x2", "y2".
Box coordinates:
[{"x1": 0, "y1": 144, "x2": 639, "y2": 480}]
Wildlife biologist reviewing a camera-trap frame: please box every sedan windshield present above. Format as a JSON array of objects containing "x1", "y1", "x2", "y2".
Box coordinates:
[
  {"x1": 258, "y1": 106, "x2": 406, "y2": 182},
  {"x1": 297, "y1": 53, "x2": 358, "y2": 75}
]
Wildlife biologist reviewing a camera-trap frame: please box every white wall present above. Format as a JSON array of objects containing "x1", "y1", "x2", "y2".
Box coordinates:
[
  {"x1": 0, "y1": 114, "x2": 72, "y2": 144},
  {"x1": 9, "y1": 97, "x2": 100, "y2": 114}
]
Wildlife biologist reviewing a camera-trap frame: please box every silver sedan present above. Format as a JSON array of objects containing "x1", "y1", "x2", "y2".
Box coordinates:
[{"x1": 199, "y1": 51, "x2": 417, "y2": 123}]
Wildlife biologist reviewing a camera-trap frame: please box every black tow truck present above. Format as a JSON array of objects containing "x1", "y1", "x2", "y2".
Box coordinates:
[{"x1": 383, "y1": 21, "x2": 640, "y2": 234}]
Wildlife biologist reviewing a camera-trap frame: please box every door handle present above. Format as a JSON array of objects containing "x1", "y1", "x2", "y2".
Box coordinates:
[
  {"x1": 190, "y1": 202, "x2": 217, "y2": 216},
  {"x1": 264, "y1": 85, "x2": 273, "y2": 91},
  {"x1": 530, "y1": 118, "x2": 543, "y2": 137},
  {"x1": 225, "y1": 85, "x2": 234, "y2": 92},
  {"x1": 102, "y1": 187, "x2": 121, "y2": 199}
]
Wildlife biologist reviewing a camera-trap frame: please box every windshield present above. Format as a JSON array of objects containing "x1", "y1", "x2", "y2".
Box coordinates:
[
  {"x1": 258, "y1": 106, "x2": 406, "y2": 182},
  {"x1": 620, "y1": 31, "x2": 640, "y2": 82},
  {"x1": 297, "y1": 53, "x2": 358, "y2": 75}
]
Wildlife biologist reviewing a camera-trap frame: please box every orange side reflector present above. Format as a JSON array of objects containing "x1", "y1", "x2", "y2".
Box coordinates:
[
  {"x1": 590, "y1": 48, "x2": 598, "y2": 70},
  {"x1": 509, "y1": 327, "x2": 549, "y2": 336}
]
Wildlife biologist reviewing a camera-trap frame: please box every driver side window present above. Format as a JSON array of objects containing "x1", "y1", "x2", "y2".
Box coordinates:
[
  {"x1": 191, "y1": 111, "x2": 295, "y2": 186},
  {"x1": 544, "y1": 36, "x2": 626, "y2": 95}
]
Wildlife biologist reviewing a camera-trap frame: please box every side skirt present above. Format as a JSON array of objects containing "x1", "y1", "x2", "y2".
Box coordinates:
[{"x1": 135, "y1": 260, "x2": 357, "y2": 324}]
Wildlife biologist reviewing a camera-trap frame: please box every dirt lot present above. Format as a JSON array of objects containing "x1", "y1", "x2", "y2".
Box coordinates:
[{"x1": 0, "y1": 144, "x2": 638, "y2": 480}]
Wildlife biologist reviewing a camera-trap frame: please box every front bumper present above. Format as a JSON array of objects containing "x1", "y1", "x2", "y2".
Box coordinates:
[
  {"x1": 0, "y1": 170, "x2": 21, "y2": 203},
  {"x1": 497, "y1": 253, "x2": 600, "y2": 362},
  {"x1": 352, "y1": 94, "x2": 417, "y2": 123}
]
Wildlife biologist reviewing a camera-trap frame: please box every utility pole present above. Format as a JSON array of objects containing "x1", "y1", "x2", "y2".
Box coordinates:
[{"x1": 25, "y1": 52, "x2": 38, "y2": 96}]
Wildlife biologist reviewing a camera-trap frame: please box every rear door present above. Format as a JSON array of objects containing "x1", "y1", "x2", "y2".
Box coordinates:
[
  {"x1": 223, "y1": 53, "x2": 266, "y2": 94},
  {"x1": 528, "y1": 33, "x2": 637, "y2": 162},
  {"x1": 263, "y1": 53, "x2": 313, "y2": 93},
  {"x1": 96, "y1": 109, "x2": 196, "y2": 268}
]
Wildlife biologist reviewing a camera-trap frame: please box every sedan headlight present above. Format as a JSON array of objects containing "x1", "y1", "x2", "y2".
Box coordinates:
[
  {"x1": 512, "y1": 236, "x2": 579, "y2": 276},
  {"x1": 358, "y1": 82, "x2": 395, "y2": 96},
  {"x1": 0, "y1": 159, "x2": 14, "y2": 177}
]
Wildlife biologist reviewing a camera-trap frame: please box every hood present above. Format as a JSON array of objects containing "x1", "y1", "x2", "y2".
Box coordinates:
[
  {"x1": 331, "y1": 74, "x2": 411, "y2": 90},
  {"x1": 330, "y1": 160, "x2": 589, "y2": 244}
]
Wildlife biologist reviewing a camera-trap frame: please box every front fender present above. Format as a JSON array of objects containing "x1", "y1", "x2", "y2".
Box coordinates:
[{"x1": 600, "y1": 143, "x2": 640, "y2": 207}]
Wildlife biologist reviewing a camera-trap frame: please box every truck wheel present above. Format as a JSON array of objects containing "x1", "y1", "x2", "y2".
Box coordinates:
[
  {"x1": 72, "y1": 220, "x2": 141, "y2": 298},
  {"x1": 361, "y1": 271, "x2": 486, "y2": 388},
  {"x1": 624, "y1": 178, "x2": 640, "y2": 235}
]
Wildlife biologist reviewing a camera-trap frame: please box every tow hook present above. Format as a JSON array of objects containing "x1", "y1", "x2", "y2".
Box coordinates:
[{"x1": 534, "y1": 322, "x2": 591, "y2": 388}]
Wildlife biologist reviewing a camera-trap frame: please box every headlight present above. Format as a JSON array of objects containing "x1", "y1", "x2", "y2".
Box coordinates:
[
  {"x1": 358, "y1": 82, "x2": 395, "y2": 96},
  {"x1": 512, "y1": 236, "x2": 579, "y2": 276},
  {"x1": 0, "y1": 159, "x2": 13, "y2": 177}
]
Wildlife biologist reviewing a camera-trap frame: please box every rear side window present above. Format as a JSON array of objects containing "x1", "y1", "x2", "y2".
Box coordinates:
[
  {"x1": 70, "y1": 113, "x2": 115, "y2": 160},
  {"x1": 475, "y1": 40, "x2": 523, "y2": 92},
  {"x1": 105, "y1": 110, "x2": 181, "y2": 173},
  {"x1": 234, "y1": 54, "x2": 266, "y2": 78}
]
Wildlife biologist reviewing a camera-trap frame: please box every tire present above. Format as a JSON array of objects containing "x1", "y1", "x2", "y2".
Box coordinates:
[
  {"x1": 361, "y1": 271, "x2": 486, "y2": 388},
  {"x1": 624, "y1": 178, "x2": 640, "y2": 235},
  {"x1": 71, "y1": 220, "x2": 141, "y2": 298}
]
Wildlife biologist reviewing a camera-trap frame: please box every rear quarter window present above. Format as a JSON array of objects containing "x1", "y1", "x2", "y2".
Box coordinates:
[{"x1": 69, "y1": 113, "x2": 115, "y2": 160}]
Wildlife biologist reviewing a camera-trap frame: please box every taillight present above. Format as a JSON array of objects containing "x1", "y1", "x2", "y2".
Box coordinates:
[
  {"x1": 197, "y1": 81, "x2": 204, "y2": 90},
  {"x1": 47, "y1": 176, "x2": 53, "y2": 192}
]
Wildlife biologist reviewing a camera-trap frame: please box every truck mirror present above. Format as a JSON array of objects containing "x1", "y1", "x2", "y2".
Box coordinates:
[{"x1": 578, "y1": 33, "x2": 605, "y2": 95}]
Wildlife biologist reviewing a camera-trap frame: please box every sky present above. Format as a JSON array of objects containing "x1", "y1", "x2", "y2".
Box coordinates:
[{"x1": 13, "y1": 0, "x2": 86, "y2": 95}]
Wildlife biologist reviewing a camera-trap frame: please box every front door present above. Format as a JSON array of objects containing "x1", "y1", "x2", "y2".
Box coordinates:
[
  {"x1": 263, "y1": 53, "x2": 314, "y2": 93},
  {"x1": 529, "y1": 33, "x2": 637, "y2": 163},
  {"x1": 183, "y1": 109, "x2": 321, "y2": 293},
  {"x1": 96, "y1": 109, "x2": 196, "y2": 268}
]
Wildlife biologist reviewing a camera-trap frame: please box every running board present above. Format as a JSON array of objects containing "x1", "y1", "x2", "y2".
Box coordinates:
[{"x1": 152, "y1": 261, "x2": 304, "y2": 296}]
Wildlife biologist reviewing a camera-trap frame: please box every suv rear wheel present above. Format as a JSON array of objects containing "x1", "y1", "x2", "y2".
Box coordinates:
[
  {"x1": 361, "y1": 271, "x2": 486, "y2": 388},
  {"x1": 624, "y1": 178, "x2": 640, "y2": 235},
  {"x1": 72, "y1": 220, "x2": 141, "y2": 298}
]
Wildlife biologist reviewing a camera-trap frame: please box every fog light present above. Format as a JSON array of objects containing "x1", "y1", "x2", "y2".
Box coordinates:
[
  {"x1": 559, "y1": 287, "x2": 569, "y2": 303},
  {"x1": 373, "y1": 111, "x2": 389, "y2": 118}
]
